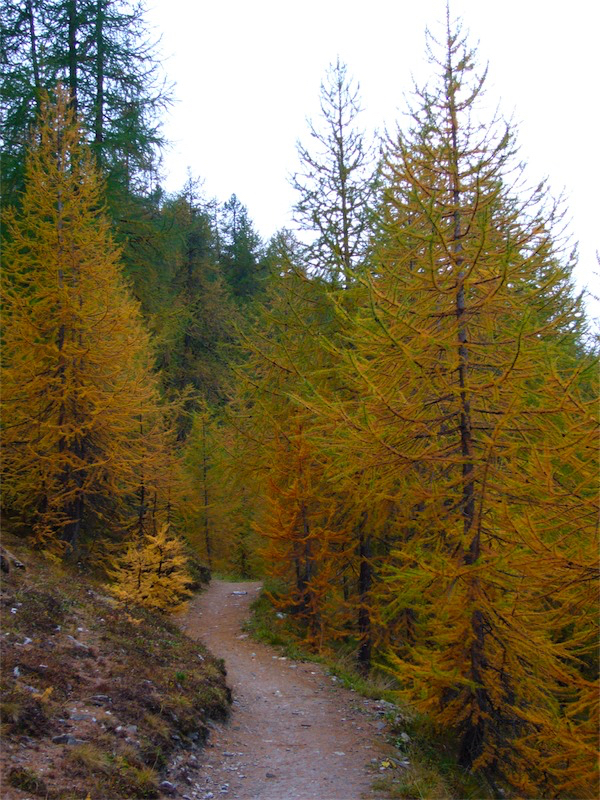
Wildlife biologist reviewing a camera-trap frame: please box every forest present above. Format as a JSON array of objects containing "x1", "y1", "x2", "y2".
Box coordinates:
[{"x1": 1, "y1": 2, "x2": 598, "y2": 798}]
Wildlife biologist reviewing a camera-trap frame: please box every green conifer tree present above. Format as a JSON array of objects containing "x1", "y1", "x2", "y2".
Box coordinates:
[
  {"x1": 1, "y1": 0, "x2": 169, "y2": 207},
  {"x1": 219, "y1": 194, "x2": 265, "y2": 300}
]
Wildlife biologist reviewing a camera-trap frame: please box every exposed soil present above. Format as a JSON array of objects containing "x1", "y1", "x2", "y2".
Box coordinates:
[
  {"x1": 179, "y1": 580, "x2": 393, "y2": 800},
  {"x1": 0, "y1": 540, "x2": 229, "y2": 800}
]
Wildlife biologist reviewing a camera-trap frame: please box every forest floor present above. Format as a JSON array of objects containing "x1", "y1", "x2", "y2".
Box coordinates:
[
  {"x1": 1, "y1": 543, "x2": 471, "y2": 800},
  {"x1": 0, "y1": 537, "x2": 231, "y2": 800},
  {"x1": 178, "y1": 580, "x2": 396, "y2": 800}
]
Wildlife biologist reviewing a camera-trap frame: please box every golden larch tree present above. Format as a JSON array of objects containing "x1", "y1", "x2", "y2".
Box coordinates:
[
  {"x1": 2, "y1": 87, "x2": 167, "y2": 555},
  {"x1": 108, "y1": 523, "x2": 192, "y2": 614},
  {"x1": 336, "y1": 16, "x2": 598, "y2": 796}
]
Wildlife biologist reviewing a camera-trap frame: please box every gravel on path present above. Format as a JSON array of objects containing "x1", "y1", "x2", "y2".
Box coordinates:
[{"x1": 179, "y1": 580, "x2": 392, "y2": 800}]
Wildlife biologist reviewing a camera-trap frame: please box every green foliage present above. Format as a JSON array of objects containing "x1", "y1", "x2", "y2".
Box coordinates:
[
  {"x1": 8, "y1": 766, "x2": 48, "y2": 796},
  {"x1": 219, "y1": 193, "x2": 266, "y2": 300},
  {"x1": 244, "y1": 582, "x2": 310, "y2": 659},
  {"x1": 0, "y1": 0, "x2": 170, "y2": 208},
  {"x1": 67, "y1": 744, "x2": 160, "y2": 798},
  {"x1": 155, "y1": 186, "x2": 240, "y2": 406},
  {"x1": 180, "y1": 403, "x2": 262, "y2": 574}
]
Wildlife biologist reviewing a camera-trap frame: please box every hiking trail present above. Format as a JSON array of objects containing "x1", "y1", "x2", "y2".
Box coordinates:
[{"x1": 179, "y1": 580, "x2": 393, "y2": 800}]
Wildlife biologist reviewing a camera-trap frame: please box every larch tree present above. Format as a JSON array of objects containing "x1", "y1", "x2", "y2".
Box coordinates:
[
  {"x1": 108, "y1": 522, "x2": 193, "y2": 613},
  {"x1": 234, "y1": 264, "x2": 362, "y2": 652},
  {"x1": 333, "y1": 15, "x2": 598, "y2": 795},
  {"x1": 1, "y1": 87, "x2": 168, "y2": 556},
  {"x1": 215, "y1": 404, "x2": 266, "y2": 579},
  {"x1": 180, "y1": 404, "x2": 229, "y2": 571},
  {"x1": 254, "y1": 415, "x2": 351, "y2": 649},
  {"x1": 287, "y1": 58, "x2": 392, "y2": 669},
  {"x1": 292, "y1": 57, "x2": 376, "y2": 286}
]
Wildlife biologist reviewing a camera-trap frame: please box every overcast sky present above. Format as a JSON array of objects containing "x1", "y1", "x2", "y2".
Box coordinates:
[{"x1": 146, "y1": 0, "x2": 598, "y2": 319}]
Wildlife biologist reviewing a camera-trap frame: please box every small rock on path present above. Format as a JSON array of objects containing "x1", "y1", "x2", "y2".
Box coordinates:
[{"x1": 179, "y1": 580, "x2": 391, "y2": 800}]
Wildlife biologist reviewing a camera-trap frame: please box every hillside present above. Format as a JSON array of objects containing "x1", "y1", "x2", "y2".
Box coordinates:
[{"x1": 0, "y1": 536, "x2": 231, "y2": 800}]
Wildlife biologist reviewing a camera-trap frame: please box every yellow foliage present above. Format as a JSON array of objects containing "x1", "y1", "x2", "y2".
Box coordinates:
[
  {"x1": 32, "y1": 687, "x2": 54, "y2": 703},
  {"x1": 1, "y1": 86, "x2": 170, "y2": 554},
  {"x1": 235, "y1": 20, "x2": 600, "y2": 798},
  {"x1": 108, "y1": 524, "x2": 192, "y2": 613},
  {"x1": 340, "y1": 22, "x2": 600, "y2": 797}
]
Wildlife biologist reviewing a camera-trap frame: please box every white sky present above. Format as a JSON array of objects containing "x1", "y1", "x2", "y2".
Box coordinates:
[{"x1": 146, "y1": 0, "x2": 598, "y2": 321}]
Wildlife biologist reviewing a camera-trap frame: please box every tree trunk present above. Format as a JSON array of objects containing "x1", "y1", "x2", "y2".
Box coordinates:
[
  {"x1": 67, "y1": 1, "x2": 78, "y2": 114},
  {"x1": 25, "y1": 0, "x2": 42, "y2": 112},
  {"x1": 137, "y1": 417, "x2": 146, "y2": 537},
  {"x1": 94, "y1": 0, "x2": 105, "y2": 165},
  {"x1": 202, "y1": 416, "x2": 212, "y2": 568},
  {"x1": 447, "y1": 32, "x2": 485, "y2": 767},
  {"x1": 357, "y1": 516, "x2": 372, "y2": 673}
]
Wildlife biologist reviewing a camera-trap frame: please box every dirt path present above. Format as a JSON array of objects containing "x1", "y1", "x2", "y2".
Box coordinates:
[{"x1": 178, "y1": 580, "x2": 391, "y2": 800}]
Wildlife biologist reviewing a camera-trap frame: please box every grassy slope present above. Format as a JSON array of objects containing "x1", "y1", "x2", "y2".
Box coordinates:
[{"x1": 0, "y1": 534, "x2": 230, "y2": 800}]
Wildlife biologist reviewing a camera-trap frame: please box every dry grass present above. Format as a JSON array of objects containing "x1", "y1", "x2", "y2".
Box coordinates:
[{"x1": 0, "y1": 532, "x2": 229, "y2": 800}]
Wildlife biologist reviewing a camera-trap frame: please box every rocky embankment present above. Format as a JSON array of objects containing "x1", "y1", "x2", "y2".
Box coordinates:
[{"x1": 0, "y1": 538, "x2": 230, "y2": 800}]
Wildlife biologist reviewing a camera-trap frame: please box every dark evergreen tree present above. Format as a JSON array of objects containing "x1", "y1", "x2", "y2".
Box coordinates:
[
  {"x1": 0, "y1": 0, "x2": 169, "y2": 208},
  {"x1": 148, "y1": 181, "x2": 240, "y2": 437},
  {"x1": 1, "y1": 0, "x2": 47, "y2": 204},
  {"x1": 219, "y1": 194, "x2": 265, "y2": 300}
]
